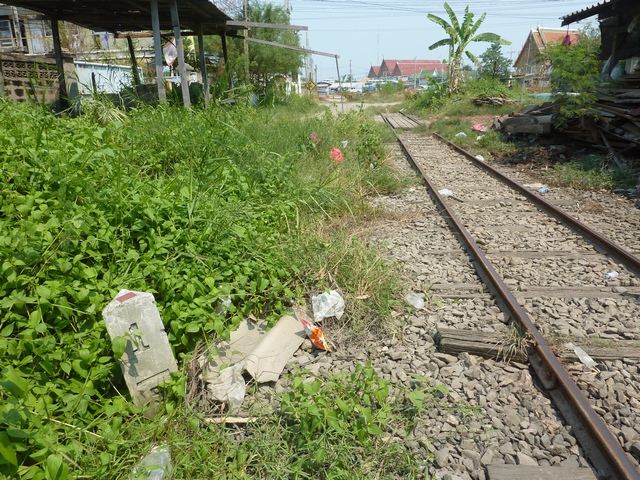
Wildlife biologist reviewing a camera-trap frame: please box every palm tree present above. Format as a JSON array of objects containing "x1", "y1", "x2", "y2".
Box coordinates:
[{"x1": 428, "y1": 3, "x2": 510, "y2": 94}]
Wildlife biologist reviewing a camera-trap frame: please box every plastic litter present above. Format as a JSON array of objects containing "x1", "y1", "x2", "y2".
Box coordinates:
[
  {"x1": 311, "y1": 290, "x2": 345, "y2": 322},
  {"x1": 475, "y1": 155, "x2": 485, "y2": 162},
  {"x1": 476, "y1": 135, "x2": 485, "y2": 141},
  {"x1": 605, "y1": 271, "x2": 619, "y2": 280},
  {"x1": 537, "y1": 185, "x2": 549, "y2": 194},
  {"x1": 438, "y1": 188, "x2": 454, "y2": 197},
  {"x1": 454, "y1": 131, "x2": 467, "y2": 138},
  {"x1": 299, "y1": 317, "x2": 331, "y2": 351},
  {"x1": 471, "y1": 123, "x2": 487, "y2": 132},
  {"x1": 130, "y1": 445, "x2": 171, "y2": 480},
  {"x1": 404, "y1": 292, "x2": 425, "y2": 310},
  {"x1": 216, "y1": 295, "x2": 233, "y2": 314},
  {"x1": 340, "y1": 140, "x2": 349, "y2": 149},
  {"x1": 205, "y1": 363, "x2": 246, "y2": 412},
  {"x1": 566, "y1": 343, "x2": 597, "y2": 369}
]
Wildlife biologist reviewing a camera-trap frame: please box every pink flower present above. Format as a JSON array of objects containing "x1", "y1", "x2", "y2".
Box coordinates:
[
  {"x1": 329, "y1": 147, "x2": 344, "y2": 164},
  {"x1": 309, "y1": 131, "x2": 320, "y2": 144}
]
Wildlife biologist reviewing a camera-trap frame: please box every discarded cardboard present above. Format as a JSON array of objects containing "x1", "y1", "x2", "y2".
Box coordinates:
[
  {"x1": 102, "y1": 290, "x2": 178, "y2": 408},
  {"x1": 234, "y1": 315, "x2": 306, "y2": 383},
  {"x1": 202, "y1": 315, "x2": 306, "y2": 396}
]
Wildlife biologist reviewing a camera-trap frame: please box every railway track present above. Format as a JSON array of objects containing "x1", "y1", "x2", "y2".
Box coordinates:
[{"x1": 381, "y1": 112, "x2": 640, "y2": 480}]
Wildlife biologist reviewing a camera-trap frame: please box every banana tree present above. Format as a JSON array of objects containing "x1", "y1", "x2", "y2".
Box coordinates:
[{"x1": 428, "y1": 2, "x2": 510, "y2": 94}]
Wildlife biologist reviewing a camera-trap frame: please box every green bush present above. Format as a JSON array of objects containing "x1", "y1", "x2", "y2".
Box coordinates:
[
  {"x1": 544, "y1": 28, "x2": 601, "y2": 126},
  {"x1": 0, "y1": 99, "x2": 399, "y2": 478}
]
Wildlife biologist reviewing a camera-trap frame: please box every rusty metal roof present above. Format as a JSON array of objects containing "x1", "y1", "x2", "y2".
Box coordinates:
[
  {"x1": 561, "y1": 0, "x2": 633, "y2": 25},
  {"x1": 0, "y1": 0, "x2": 232, "y2": 34}
]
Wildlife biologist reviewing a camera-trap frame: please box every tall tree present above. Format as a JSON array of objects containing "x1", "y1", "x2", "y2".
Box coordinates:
[
  {"x1": 203, "y1": 1, "x2": 302, "y2": 88},
  {"x1": 427, "y1": 2, "x2": 510, "y2": 94},
  {"x1": 479, "y1": 43, "x2": 511, "y2": 81},
  {"x1": 245, "y1": 2, "x2": 302, "y2": 84}
]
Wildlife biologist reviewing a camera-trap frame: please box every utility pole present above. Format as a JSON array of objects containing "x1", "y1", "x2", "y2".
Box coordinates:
[
  {"x1": 305, "y1": 31, "x2": 310, "y2": 81},
  {"x1": 349, "y1": 59, "x2": 352, "y2": 88},
  {"x1": 243, "y1": 0, "x2": 249, "y2": 80}
]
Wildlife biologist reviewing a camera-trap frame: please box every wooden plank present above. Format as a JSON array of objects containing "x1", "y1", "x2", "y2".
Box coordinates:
[
  {"x1": 436, "y1": 328, "x2": 640, "y2": 363},
  {"x1": 226, "y1": 20, "x2": 308, "y2": 31},
  {"x1": 514, "y1": 286, "x2": 640, "y2": 299},
  {"x1": 487, "y1": 464, "x2": 597, "y2": 480}
]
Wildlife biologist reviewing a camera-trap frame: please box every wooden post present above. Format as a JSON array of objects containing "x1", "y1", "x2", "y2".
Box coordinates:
[
  {"x1": 150, "y1": 0, "x2": 166, "y2": 102},
  {"x1": 126, "y1": 36, "x2": 141, "y2": 87},
  {"x1": 50, "y1": 18, "x2": 68, "y2": 111},
  {"x1": 220, "y1": 32, "x2": 232, "y2": 90},
  {"x1": 334, "y1": 55, "x2": 343, "y2": 112},
  {"x1": 243, "y1": 0, "x2": 249, "y2": 80},
  {"x1": 169, "y1": 0, "x2": 190, "y2": 107},
  {"x1": 196, "y1": 26, "x2": 210, "y2": 105}
]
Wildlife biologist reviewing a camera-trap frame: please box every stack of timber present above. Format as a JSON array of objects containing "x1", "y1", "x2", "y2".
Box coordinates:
[
  {"x1": 588, "y1": 73, "x2": 640, "y2": 161},
  {"x1": 493, "y1": 74, "x2": 640, "y2": 163},
  {"x1": 473, "y1": 95, "x2": 515, "y2": 107}
]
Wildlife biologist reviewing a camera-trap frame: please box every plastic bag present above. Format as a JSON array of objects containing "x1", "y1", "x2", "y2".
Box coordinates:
[
  {"x1": 206, "y1": 363, "x2": 246, "y2": 412},
  {"x1": 299, "y1": 318, "x2": 331, "y2": 351},
  {"x1": 130, "y1": 445, "x2": 171, "y2": 480},
  {"x1": 605, "y1": 271, "x2": 619, "y2": 280},
  {"x1": 438, "y1": 188, "x2": 454, "y2": 197},
  {"x1": 566, "y1": 343, "x2": 597, "y2": 369},
  {"x1": 404, "y1": 292, "x2": 425, "y2": 309},
  {"x1": 454, "y1": 131, "x2": 467, "y2": 138},
  {"x1": 312, "y1": 290, "x2": 345, "y2": 322}
]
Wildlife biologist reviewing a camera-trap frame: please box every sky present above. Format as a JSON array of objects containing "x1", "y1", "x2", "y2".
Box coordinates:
[{"x1": 283, "y1": 0, "x2": 595, "y2": 81}]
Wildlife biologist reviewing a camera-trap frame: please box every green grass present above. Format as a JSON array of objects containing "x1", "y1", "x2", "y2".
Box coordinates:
[
  {"x1": 0, "y1": 98, "x2": 408, "y2": 478},
  {"x1": 542, "y1": 154, "x2": 637, "y2": 191},
  {"x1": 71, "y1": 364, "x2": 427, "y2": 479}
]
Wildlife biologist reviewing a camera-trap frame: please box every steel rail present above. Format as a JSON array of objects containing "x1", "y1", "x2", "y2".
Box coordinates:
[
  {"x1": 430, "y1": 131, "x2": 640, "y2": 276},
  {"x1": 383, "y1": 118, "x2": 640, "y2": 480}
]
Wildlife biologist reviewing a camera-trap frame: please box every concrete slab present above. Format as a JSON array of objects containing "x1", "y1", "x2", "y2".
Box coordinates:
[{"x1": 102, "y1": 289, "x2": 178, "y2": 408}]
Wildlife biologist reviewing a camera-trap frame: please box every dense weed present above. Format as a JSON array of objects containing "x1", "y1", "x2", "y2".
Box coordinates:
[{"x1": 0, "y1": 98, "x2": 403, "y2": 477}]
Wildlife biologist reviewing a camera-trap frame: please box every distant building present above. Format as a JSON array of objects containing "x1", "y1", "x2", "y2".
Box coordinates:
[
  {"x1": 392, "y1": 60, "x2": 447, "y2": 79},
  {"x1": 513, "y1": 27, "x2": 580, "y2": 88},
  {"x1": 0, "y1": 4, "x2": 153, "y2": 60},
  {"x1": 0, "y1": 3, "x2": 156, "y2": 102},
  {"x1": 379, "y1": 59, "x2": 398, "y2": 77},
  {"x1": 367, "y1": 65, "x2": 380, "y2": 78},
  {"x1": 370, "y1": 58, "x2": 446, "y2": 80}
]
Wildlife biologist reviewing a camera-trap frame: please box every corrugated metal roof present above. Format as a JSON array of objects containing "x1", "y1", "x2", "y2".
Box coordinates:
[{"x1": 561, "y1": 0, "x2": 624, "y2": 25}]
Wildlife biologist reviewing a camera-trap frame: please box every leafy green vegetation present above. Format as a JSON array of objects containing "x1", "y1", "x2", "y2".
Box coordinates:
[
  {"x1": 405, "y1": 77, "x2": 528, "y2": 114},
  {"x1": 427, "y1": 2, "x2": 509, "y2": 94},
  {"x1": 479, "y1": 43, "x2": 511, "y2": 81},
  {"x1": 0, "y1": 97, "x2": 404, "y2": 478},
  {"x1": 543, "y1": 154, "x2": 637, "y2": 191},
  {"x1": 543, "y1": 27, "x2": 601, "y2": 126},
  {"x1": 64, "y1": 364, "x2": 432, "y2": 479}
]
